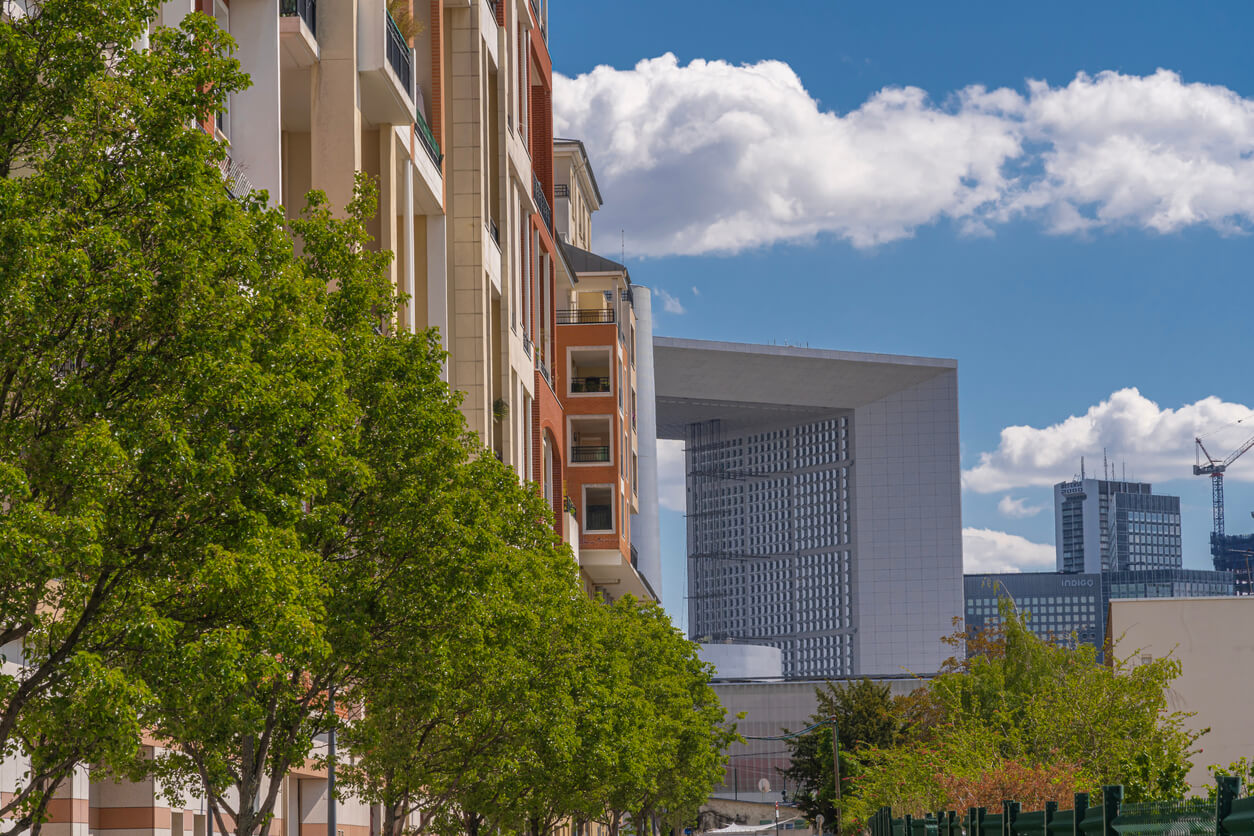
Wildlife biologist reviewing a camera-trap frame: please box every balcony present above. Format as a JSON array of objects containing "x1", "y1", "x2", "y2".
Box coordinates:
[
  {"x1": 557, "y1": 308, "x2": 615, "y2": 325},
  {"x1": 570, "y1": 376, "x2": 610, "y2": 394},
  {"x1": 385, "y1": 10, "x2": 412, "y2": 95},
  {"x1": 280, "y1": 0, "x2": 316, "y2": 34},
  {"x1": 415, "y1": 107, "x2": 442, "y2": 167},
  {"x1": 279, "y1": 0, "x2": 319, "y2": 69},
  {"x1": 218, "y1": 151, "x2": 253, "y2": 200},
  {"x1": 358, "y1": 2, "x2": 415, "y2": 126},
  {"x1": 488, "y1": 218, "x2": 500, "y2": 247},
  {"x1": 534, "y1": 174, "x2": 552, "y2": 233},
  {"x1": 523, "y1": 333, "x2": 533, "y2": 358}
]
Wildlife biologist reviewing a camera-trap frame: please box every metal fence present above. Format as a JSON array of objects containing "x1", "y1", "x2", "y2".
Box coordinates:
[{"x1": 869, "y1": 779, "x2": 1254, "y2": 836}]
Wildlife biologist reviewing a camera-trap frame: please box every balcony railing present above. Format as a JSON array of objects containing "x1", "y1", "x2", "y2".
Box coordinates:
[
  {"x1": 533, "y1": 174, "x2": 552, "y2": 233},
  {"x1": 280, "y1": 0, "x2": 316, "y2": 36},
  {"x1": 523, "y1": 333, "x2": 533, "y2": 358},
  {"x1": 537, "y1": 357, "x2": 552, "y2": 387},
  {"x1": 557, "y1": 308, "x2": 615, "y2": 325},
  {"x1": 217, "y1": 151, "x2": 253, "y2": 200},
  {"x1": 384, "y1": 10, "x2": 413, "y2": 96},
  {"x1": 570, "y1": 376, "x2": 610, "y2": 394},
  {"x1": 415, "y1": 107, "x2": 442, "y2": 167},
  {"x1": 572, "y1": 446, "x2": 610, "y2": 464},
  {"x1": 488, "y1": 218, "x2": 500, "y2": 246},
  {"x1": 630, "y1": 544, "x2": 639, "y2": 570},
  {"x1": 585, "y1": 506, "x2": 612, "y2": 531}
]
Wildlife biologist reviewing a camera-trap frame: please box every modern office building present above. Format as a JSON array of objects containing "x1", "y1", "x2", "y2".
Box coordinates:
[
  {"x1": 965, "y1": 568, "x2": 1235, "y2": 651},
  {"x1": 654, "y1": 340, "x2": 963, "y2": 678},
  {"x1": 1054, "y1": 478, "x2": 1183, "y2": 573}
]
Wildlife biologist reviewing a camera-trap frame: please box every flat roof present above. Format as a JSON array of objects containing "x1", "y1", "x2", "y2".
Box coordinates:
[{"x1": 653, "y1": 337, "x2": 955, "y2": 439}]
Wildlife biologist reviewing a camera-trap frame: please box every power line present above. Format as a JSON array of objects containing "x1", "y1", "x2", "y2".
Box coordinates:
[{"x1": 741, "y1": 720, "x2": 830, "y2": 741}]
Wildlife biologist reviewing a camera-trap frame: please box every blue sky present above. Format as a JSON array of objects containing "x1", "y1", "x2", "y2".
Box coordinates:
[{"x1": 549, "y1": 1, "x2": 1254, "y2": 630}]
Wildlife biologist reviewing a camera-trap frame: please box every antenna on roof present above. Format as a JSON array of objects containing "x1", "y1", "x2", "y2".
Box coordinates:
[
  {"x1": 621, "y1": 229, "x2": 625, "y2": 265},
  {"x1": 1081, "y1": 456, "x2": 1085, "y2": 480}
]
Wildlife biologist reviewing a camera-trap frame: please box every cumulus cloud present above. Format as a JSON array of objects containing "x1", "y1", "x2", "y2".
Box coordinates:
[
  {"x1": 656, "y1": 439, "x2": 686, "y2": 512},
  {"x1": 554, "y1": 60, "x2": 1254, "y2": 256},
  {"x1": 656, "y1": 288, "x2": 686, "y2": 314},
  {"x1": 998, "y1": 496, "x2": 1045, "y2": 519},
  {"x1": 963, "y1": 528, "x2": 1056, "y2": 574},
  {"x1": 965, "y1": 388, "x2": 1254, "y2": 493}
]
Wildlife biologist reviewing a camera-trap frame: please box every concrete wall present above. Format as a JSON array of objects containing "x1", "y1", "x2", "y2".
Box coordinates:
[
  {"x1": 1107, "y1": 596, "x2": 1254, "y2": 794},
  {"x1": 852, "y1": 369, "x2": 962, "y2": 676}
]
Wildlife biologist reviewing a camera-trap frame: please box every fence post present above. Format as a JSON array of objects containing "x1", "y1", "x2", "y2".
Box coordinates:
[
  {"x1": 1004, "y1": 801, "x2": 1020, "y2": 836},
  {"x1": 1044, "y1": 801, "x2": 1058, "y2": 836},
  {"x1": 1100, "y1": 785, "x2": 1123, "y2": 836},
  {"x1": 1072, "y1": 793, "x2": 1090, "y2": 836},
  {"x1": 948, "y1": 811, "x2": 958, "y2": 836},
  {"x1": 1218, "y1": 775, "x2": 1241, "y2": 836},
  {"x1": 969, "y1": 808, "x2": 979, "y2": 836},
  {"x1": 906, "y1": 813, "x2": 914, "y2": 836}
]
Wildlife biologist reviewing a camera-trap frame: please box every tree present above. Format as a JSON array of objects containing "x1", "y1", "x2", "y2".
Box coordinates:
[
  {"x1": 0, "y1": 3, "x2": 352, "y2": 834},
  {"x1": 838, "y1": 602, "x2": 1201, "y2": 826},
  {"x1": 782, "y1": 679, "x2": 906, "y2": 831}
]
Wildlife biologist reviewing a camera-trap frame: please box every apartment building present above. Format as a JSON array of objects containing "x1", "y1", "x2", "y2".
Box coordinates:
[{"x1": 549, "y1": 140, "x2": 659, "y2": 601}]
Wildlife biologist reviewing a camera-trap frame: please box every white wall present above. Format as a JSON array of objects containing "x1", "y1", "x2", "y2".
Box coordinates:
[{"x1": 852, "y1": 370, "x2": 963, "y2": 676}]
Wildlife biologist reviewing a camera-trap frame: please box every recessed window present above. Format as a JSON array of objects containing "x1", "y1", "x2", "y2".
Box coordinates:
[
  {"x1": 584, "y1": 485, "x2": 614, "y2": 533},
  {"x1": 569, "y1": 416, "x2": 612, "y2": 465}
]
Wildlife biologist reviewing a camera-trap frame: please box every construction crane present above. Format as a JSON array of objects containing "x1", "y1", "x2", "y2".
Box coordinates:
[{"x1": 1194, "y1": 430, "x2": 1254, "y2": 540}]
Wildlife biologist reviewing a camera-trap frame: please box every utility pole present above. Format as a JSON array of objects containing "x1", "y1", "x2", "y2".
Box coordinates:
[
  {"x1": 328, "y1": 685, "x2": 337, "y2": 836},
  {"x1": 830, "y1": 717, "x2": 840, "y2": 835}
]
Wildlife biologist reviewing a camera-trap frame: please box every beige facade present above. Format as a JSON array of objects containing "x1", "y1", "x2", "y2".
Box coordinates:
[{"x1": 1107, "y1": 596, "x2": 1254, "y2": 794}]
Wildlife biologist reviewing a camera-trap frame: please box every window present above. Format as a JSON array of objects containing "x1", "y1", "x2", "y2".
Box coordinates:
[{"x1": 583, "y1": 485, "x2": 614, "y2": 533}]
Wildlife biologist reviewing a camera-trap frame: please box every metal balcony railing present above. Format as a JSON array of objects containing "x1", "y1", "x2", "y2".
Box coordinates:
[
  {"x1": 384, "y1": 9, "x2": 413, "y2": 97},
  {"x1": 564, "y1": 495, "x2": 577, "y2": 516},
  {"x1": 533, "y1": 174, "x2": 552, "y2": 233},
  {"x1": 280, "y1": 0, "x2": 316, "y2": 36},
  {"x1": 571, "y1": 446, "x2": 610, "y2": 464},
  {"x1": 415, "y1": 107, "x2": 442, "y2": 167},
  {"x1": 522, "y1": 333, "x2": 533, "y2": 358},
  {"x1": 537, "y1": 357, "x2": 552, "y2": 387},
  {"x1": 630, "y1": 544, "x2": 639, "y2": 570},
  {"x1": 570, "y1": 376, "x2": 610, "y2": 394},
  {"x1": 218, "y1": 152, "x2": 253, "y2": 200},
  {"x1": 557, "y1": 308, "x2": 615, "y2": 325},
  {"x1": 488, "y1": 218, "x2": 500, "y2": 246},
  {"x1": 585, "y1": 506, "x2": 613, "y2": 531}
]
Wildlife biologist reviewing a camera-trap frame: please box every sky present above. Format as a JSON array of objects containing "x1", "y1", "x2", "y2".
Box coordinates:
[{"x1": 548, "y1": 1, "x2": 1254, "y2": 631}]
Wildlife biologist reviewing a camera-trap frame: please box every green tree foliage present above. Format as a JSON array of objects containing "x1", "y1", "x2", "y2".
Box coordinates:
[
  {"x1": 1, "y1": 8, "x2": 735, "y2": 836},
  {"x1": 835, "y1": 602, "x2": 1200, "y2": 826},
  {"x1": 781, "y1": 679, "x2": 906, "y2": 831},
  {"x1": 0, "y1": 3, "x2": 350, "y2": 834}
]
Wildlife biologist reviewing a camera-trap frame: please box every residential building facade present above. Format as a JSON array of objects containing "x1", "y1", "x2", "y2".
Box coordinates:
[{"x1": 29, "y1": 5, "x2": 659, "y2": 836}]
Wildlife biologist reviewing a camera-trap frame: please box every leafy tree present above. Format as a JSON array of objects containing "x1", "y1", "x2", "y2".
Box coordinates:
[
  {"x1": 838, "y1": 601, "x2": 1200, "y2": 826},
  {"x1": 0, "y1": 3, "x2": 352, "y2": 834},
  {"x1": 782, "y1": 679, "x2": 905, "y2": 832}
]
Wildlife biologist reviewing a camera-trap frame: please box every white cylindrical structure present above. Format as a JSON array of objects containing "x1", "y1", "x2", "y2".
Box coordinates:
[
  {"x1": 404, "y1": 157, "x2": 416, "y2": 334},
  {"x1": 631, "y1": 286, "x2": 663, "y2": 601}
]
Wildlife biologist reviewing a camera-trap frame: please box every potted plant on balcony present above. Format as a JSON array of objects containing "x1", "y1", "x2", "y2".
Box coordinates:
[{"x1": 492, "y1": 397, "x2": 509, "y2": 424}]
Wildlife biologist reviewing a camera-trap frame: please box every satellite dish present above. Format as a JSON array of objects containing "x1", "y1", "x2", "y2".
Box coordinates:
[{"x1": 757, "y1": 778, "x2": 771, "y2": 793}]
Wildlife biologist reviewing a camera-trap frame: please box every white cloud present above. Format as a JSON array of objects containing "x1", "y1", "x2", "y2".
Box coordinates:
[
  {"x1": 965, "y1": 388, "x2": 1254, "y2": 493},
  {"x1": 554, "y1": 60, "x2": 1254, "y2": 256},
  {"x1": 691, "y1": 286, "x2": 701, "y2": 296},
  {"x1": 656, "y1": 288, "x2": 686, "y2": 314},
  {"x1": 998, "y1": 496, "x2": 1044, "y2": 519},
  {"x1": 963, "y1": 528, "x2": 1056, "y2": 574},
  {"x1": 656, "y1": 439, "x2": 686, "y2": 512}
]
